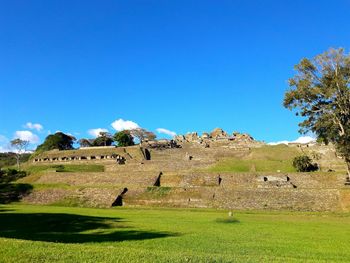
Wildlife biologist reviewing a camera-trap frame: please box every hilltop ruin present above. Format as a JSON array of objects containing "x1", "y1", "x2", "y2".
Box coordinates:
[
  {"x1": 23, "y1": 128, "x2": 350, "y2": 212},
  {"x1": 32, "y1": 128, "x2": 261, "y2": 164}
]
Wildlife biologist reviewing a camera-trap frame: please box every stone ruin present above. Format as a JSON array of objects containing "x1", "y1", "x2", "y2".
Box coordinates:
[
  {"x1": 33, "y1": 153, "x2": 126, "y2": 164},
  {"x1": 137, "y1": 128, "x2": 256, "y2": 153},
  {"x1": 141, "y1": 139, "x2": 181, "y2": 149},
  {"x1": 258, "y1": 175, "x2": 297, "y2": 189},
  {"x1": 174, "y1": 128, "x2": 256, "y2": 146}
]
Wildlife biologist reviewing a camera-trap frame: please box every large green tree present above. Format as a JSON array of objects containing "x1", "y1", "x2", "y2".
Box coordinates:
[
  {"x1": 36, "y1": 132, "x2": 76, "y2": 152},
  {"x1": 113, "y1": 130, "x2": 135, "y2": 147},
  {"x1": 92, "y1": 132, "x2": 113, "y2": 146},
  {"x1": 284, "y1": 48, "x2": 350, "y2": 183}
]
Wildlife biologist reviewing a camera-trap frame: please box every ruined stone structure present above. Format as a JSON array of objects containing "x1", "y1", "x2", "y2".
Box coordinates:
[
  {"x1": 141, "y1": 139, "x2": 180, "y2": 150},
  {"x1": 174, "y1": 128, "x2": 258, "y2": 149},
  {"x1": 32, "y1": 146, "x2": 134, "y2": 164},
  {"x1": 33, "y1": 154, "x2": 125, "y2": 163},
  {"x1": 24, "y1": 128, "x2": 350, "y2": 211}
]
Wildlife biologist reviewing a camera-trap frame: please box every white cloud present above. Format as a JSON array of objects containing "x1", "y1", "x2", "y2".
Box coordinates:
[
  {"x1": 25, "y1": 122, "x2": 43, "y2": 131},
  {"x1": 88, "y1": 128, "x2": 109, "y2": 138},
  {"x1": 0, "y1": 134, "x2": 35, "y2": 153},
  {"x1": 14, "y1": 130, "x2": 40, "y2": 144},
  {"x1": 156, "y1": 128, "x2": 177, "y2": 137},
  {"x1": 293, "y1": 136, "x2": 316, "y2": 144},
  {"x1": 111, "y1": 119, "x2": 139, "y2": 131},
  {"x1": 268, "y1": 136, "x2": 316, "y2": 145}
]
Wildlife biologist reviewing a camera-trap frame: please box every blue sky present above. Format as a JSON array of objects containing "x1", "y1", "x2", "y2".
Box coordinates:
[{"x1": 1, "y1": 0, "x2": 350, "y2": 151}]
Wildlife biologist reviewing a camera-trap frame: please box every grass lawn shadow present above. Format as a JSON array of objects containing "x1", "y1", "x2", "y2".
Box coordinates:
[
  {"x1": 215, "y1": 217, "x2": 240, "y2": 224},
  {"x1": 0, "y1": 183, "x2": 33, "y2": 204},
  {"x1": 0, "y1": 212, "x2": 178, "y2": 243}
]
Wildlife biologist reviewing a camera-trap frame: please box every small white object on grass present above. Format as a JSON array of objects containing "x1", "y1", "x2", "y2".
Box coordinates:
[{"x1": 228, "y1": 211, "x2": 233, "y2": 217}]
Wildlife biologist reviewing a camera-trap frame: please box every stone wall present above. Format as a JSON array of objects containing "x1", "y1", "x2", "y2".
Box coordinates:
[{"x1": 22, "y1": 168, "x2": 350, "y2": 211}]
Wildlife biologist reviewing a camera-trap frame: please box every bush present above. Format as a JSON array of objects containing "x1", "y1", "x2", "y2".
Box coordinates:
[
  {"x1": 0, "y1": 169, "x2": 27, "y2": 183},
  {"x1": 0, "y1": 152, "x2": 31, "y2": 169},
  {"x1": 53, "y1": 165, "x2": 65, "y2": 172},
  {"x1": 292, "y1": 155, "x2": 318, "y2": 172}
]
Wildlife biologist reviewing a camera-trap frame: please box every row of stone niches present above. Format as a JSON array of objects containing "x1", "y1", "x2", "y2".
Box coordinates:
[{"x1": 33, "y1": 154, "x2": 123, "y2": 163}]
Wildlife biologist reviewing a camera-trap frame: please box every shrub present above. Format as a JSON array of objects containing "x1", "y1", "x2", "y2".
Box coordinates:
[
  {"x1": 292, "y1": 155, "x2": 318, "y2": 172},
  {"x1": 0, "y1": 169, "x2": 27, "y2": 183},
  {"x1": 53, "y1": 165, "x2": 65, "y2": 172}
]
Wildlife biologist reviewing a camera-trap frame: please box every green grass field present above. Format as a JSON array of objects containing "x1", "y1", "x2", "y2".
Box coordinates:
[{"x1": 0, "y1": 204, "x2": 349, "y2": 262}]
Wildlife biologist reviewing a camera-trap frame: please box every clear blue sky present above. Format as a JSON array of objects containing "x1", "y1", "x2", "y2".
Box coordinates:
[{"x1": 1, "y1": 0, "x2": 349, "y2": 150}]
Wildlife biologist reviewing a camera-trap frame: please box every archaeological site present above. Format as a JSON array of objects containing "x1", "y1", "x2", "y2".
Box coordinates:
[{"x1": 23, "y1": 128, "x2": 350, "y2": 212}]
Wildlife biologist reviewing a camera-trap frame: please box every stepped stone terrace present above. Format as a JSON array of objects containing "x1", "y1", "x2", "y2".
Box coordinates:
[{"x1": 32, "y1": 146, "x2": 143, "y2": 164}]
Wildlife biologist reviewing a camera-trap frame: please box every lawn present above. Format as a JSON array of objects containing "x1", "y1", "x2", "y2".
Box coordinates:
[{"x1": 0, "y1": 204, "x2": 349, "y2": 262}]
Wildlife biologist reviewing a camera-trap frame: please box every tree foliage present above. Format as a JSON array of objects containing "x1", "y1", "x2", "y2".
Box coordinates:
[
  {"x1": 292, "y1": 155, "x2": 318, "y2": 172},
  {"x1": 10, "y1": 139, "x2": 29, "y2": 170},
  {"x1": 78, "y1": 138, "x2": 92, "y2": 148},
  {"x1": 36, "y1": 132, "x2": 76, "y2": 152},
  {"x1": 113, "y1": 130, "x2": 135, "y2": 147},
  {"x1": 92, "y1": 132, "x2": 113, "y2": 146},
  {"x1": 129, "y1": 128, "x2": 156, "y2": 143},
  {"x1": 0, "y1": 168, "x2": 27, "y2": 183},
  {"x1": 78, "y1": 133, "x2": 115, "y2": 148},
  {"x1": 0, "y1": 153, "x2": 30, "y2": 169},
  {"x1": 284, "y1": 48, "x2": 350, "y2": 180}
]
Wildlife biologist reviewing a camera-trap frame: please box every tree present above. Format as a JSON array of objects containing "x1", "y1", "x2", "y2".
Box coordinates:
[
  {"x1": 36, "y1": 132, "x2": 76, "y2": 153},
  {"x1": 10, "y1": 138, "x2": 29, "y2": 170},
  {"x1": 78, "y1": 138, "x2": 92, "y2": 148},
  {"x1": 284, "y1": 48, "x2": 350, "y2": 182},
  {"x1": 92, "y1": 132, "x2": 113, "y2": 147},
  {"x1": 292, "y1": 155, "x2": 318, "y2": 172},
  {"x1": 0, "y1": 152, "x2": 30, "y2": 169},
  {"x1": 113, "y1": 130, "x2": 135, "y2": 147},
  {"x1": 129, "y1": 128, "x2": 156, "y2": 143}
]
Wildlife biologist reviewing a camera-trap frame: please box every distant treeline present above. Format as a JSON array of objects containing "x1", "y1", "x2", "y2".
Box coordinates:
[{"x1": 0, "y1": 153, "x2": 31, "y2": 169}]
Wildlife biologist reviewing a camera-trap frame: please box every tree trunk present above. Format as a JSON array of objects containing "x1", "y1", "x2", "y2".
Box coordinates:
[
  {"x1": 345, "y1": 158, "x2": 350, "y2": 183},
  {"x1": 16, "y1": 155, "x2": 20, "y2": 171}
]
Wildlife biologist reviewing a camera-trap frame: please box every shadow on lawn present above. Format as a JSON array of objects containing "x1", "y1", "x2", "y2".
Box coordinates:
[
  {"x1": 0, "y1": 169, "x2": 33, "y2": 204},
  {"x1": 0, "y1": 212, "x2": 178, "y2": 243},
  {"x1": 0, "y1": 183, "x2": 33, "y2": 204}
]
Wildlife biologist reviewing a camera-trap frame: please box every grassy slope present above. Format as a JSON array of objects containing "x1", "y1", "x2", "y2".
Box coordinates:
[
  {"x1": 210, "y1": 145, "x2": 301, "y2": 173},
  {"x1": 210, "y1": 144, "x2": 347, "y2": 173},
  {"x1": 0, "y1": 204, "x2": 349, "y2": 263}
]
